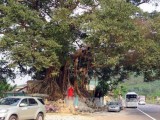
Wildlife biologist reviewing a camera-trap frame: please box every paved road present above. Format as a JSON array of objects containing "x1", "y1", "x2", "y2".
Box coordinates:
[
  {"x1": 45, "y1": 104, "x2": 160, "y2": 120},
  {"x1": 138, "y1": 104, "x2": 160, "y2": 120},
  {"x1": 93, "y1": 108, "x2": 152, "y2": 120}
]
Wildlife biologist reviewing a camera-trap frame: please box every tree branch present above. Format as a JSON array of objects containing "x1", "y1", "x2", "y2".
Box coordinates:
[{"x1": 136, "y1": 0, "x2": 150, "y2": 6}]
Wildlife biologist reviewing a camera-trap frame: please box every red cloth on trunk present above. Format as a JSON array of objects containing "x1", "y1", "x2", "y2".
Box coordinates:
[{"x1": 68, "y1": 86, "x2": 74, "y2": 97}]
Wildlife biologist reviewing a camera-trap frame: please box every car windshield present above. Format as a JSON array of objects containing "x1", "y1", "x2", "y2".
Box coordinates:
[
  {"x1": 0, "y1": 98, "x2": 21, "y2": 106},
  {"x1": 109, "y1": 102, "x2": 119, "y2": 105}
]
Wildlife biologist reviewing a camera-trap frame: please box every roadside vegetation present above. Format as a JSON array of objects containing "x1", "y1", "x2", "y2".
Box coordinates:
[
  {"x1": 0, "y1": 80, "x2": 16, "y2": 98},
  {"x1": 119, "y1": 74, "x2": 160, "y2": 104},
  {"x1": 121, "y1": 75, "x2": 160, "y2": 97}
]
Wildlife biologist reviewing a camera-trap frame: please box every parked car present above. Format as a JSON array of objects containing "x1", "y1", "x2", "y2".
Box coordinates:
[
  {"x1": 107, "y1": 101, "x2": 121, "y2": 112},
  {"x1": 0, "y1": 96, "x2": 46, "y2": 120}
]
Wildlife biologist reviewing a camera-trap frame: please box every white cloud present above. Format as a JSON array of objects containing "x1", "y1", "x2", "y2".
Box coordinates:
[
  {"x1": 139, "y1": 2, "x2": 160, "y2": 13},
  {"x1": 8, "y1": 74, "x2": 31, "y2": 86}
]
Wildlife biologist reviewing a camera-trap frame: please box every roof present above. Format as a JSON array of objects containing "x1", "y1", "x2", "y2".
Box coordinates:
[
  {"x1": 16, "y1": 84, "x2": 27, "y2": 88},
  {"x1": 5, "y1": 96, "x2": 42, "y2": 99},
  {"x1": 12, "y1": 84, "x2": 27, "y2": 92},
  {"x1": 126, "y1": 92, "x2": 137, "y2": 95},
  {"x1": 28, "y1": 93, "x2": 49, "y2": 97}
]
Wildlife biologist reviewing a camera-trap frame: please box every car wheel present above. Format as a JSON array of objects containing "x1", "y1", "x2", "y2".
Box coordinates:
[
  {"x1": 9, "y1": 115, "x2": 17, "y2": 120},
  {"x1": 36, "y1": 113, "x2": 44, "y2": 120}
]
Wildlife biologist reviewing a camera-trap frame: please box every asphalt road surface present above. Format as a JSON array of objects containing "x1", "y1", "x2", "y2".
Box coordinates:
[
  {"x1": 137, "y1": 104, "x2": 160, "y2": 120},
  {"x1": 46, "y1": 104, "x2": 160, "y2": 120}
]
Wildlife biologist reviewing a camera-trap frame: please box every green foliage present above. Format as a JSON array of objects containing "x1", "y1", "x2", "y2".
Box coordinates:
[
  {"x1": 84, "y1": 0, "x2": 140, "y2": 67},
  {"x1": 95, "y1": 80, "x2": 110, "y2": 97},
  {"x1": 0, "y1": 59, "x2": 15, "y2": 80},
  {"x1": 0, "y1": 80, "x2": 16, "y2": 98},
  {"x1": 80, "y1": 0, "x2": 94, "y2": 6},
  {"x1": 0, "y1": 1, "x2": 69, "y2": 77},
  {"x1": 113, "y1": 85, "x2": 127, "y2": 98}
]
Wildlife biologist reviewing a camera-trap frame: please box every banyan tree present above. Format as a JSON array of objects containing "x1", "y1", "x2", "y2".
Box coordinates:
[{"x1": 1, "y1": 0, "x2": 160, "y2": 100}]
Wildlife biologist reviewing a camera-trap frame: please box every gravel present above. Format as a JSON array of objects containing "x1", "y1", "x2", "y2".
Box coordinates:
[{"x1": 45, "y1": 114, "x2": 95, "y2": 120}]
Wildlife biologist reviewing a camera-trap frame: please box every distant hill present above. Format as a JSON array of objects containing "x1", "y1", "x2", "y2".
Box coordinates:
[{"x1": 120, "y1": 74, "x2": 160, "y2": 97}]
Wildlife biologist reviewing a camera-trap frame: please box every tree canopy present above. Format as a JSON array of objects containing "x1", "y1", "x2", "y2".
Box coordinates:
[{"x1": 0, "y1": 0, "x2": 160, "y2": 99}]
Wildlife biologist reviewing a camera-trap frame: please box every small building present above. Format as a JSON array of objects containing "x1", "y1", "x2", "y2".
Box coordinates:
[
  {"x1": 86, "y1": 76, "x2": 98, "y2": 91},
  {"x1": 3, "y1": 84, "x2": 28, "y2": 97}
]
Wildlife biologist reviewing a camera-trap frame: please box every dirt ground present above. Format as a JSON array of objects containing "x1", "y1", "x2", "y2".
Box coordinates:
[
  {"x1": 45, "y1": 113, "x2": 95, "y2": 120},
  {"x1": 45, "y1": 109, "x2": 150, "y2": 120},
  {"x1": 45, "y1": 112, "x2": 128, "y2": 120},
  {"x1": 45, "y1": 112, "x2": 133, "y2": 120},
  {"x1": 44, "y1": 98, "x2": 148, "y2": 120}
]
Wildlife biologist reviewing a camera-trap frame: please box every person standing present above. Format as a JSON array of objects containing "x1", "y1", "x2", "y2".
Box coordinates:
[{"x1": 74, "y1": 93, "x2": 79, "y2": 110}]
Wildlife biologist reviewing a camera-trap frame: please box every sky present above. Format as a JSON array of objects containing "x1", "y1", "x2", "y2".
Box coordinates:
[
  {"x1": 8, "y1": 74, "x2": 31, "y2": 86},
  {"x1": 6, "y1": 2, "x2": 160, "y2": 86},
  {"x1": 139, "y1": 2, "x2": 160, "y2": 13}
]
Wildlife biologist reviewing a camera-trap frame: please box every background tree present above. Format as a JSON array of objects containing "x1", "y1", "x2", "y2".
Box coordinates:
[
  {"x1": 82, "y1": 0, "x2": 160, "y2": 92},
  {"x1": 129, "y1": 10, "x2": 160, "y2": 82}
]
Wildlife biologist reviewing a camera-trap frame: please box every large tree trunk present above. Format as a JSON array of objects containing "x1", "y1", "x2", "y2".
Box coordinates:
[
  {"x1": 62, "y1": 61, "x2": 69, "y2": 93},
  {"x1": 73, "y1": 57, "x2": 79, "y2": 93},
  {"x1": 27, "y1": 47, "x2": 93, "y2": 100},
  {"x1": 27, "y1": 79, "x2": 63, "y2": 100}
]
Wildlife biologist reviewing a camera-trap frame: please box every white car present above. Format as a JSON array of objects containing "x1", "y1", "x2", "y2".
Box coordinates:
[
  {"x1": 0, "y1": 96, "x2": 46, "y2": 120},
  {"x1": 107, "y1": 101, "x2": 121, "y2": 112},
  {"x1": 138, "y1": 100, "x2": 146, "y2": 105}
]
